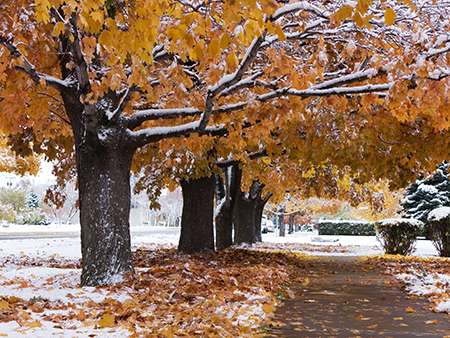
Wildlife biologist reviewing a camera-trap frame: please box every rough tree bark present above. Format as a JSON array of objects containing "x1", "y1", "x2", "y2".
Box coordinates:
[
  {"x1": 288, "y1": 214, "x2": 295, "y2": 234},
  {"x1": 214, "y1": 165, "x2": 240, "y2": 250},
  {"x1": 60, "y1": 91, "x2": 137, "y2": 286},
  {"x1": 178, "y1": 175, "x2": 216, "y2": 254},
  {"x1": 278, "y1": 207, "x2": 286, "y2": 237},
  {"x1": 234, "y1": 177, "x2": 272, "y2": 245}
]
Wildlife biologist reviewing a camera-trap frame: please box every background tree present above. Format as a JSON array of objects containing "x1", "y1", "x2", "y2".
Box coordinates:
[
  {"x1": 400, "y1": 162, "x2": 450, "y2": 237},
  {"x1": 3, "y1": 0, "x2": 450, "y2": 285}
]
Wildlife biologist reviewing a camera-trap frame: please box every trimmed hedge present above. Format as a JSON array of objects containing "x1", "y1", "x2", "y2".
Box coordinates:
[
  {"x1": 317, "y1": 220, "x2": 376, "y2": 236},
  {"x1": 375, "y1": 218, "x2": 423, "y2": 256},
  {"x1": 428, "y1": 207, "x2": 450, "y2": 257}
]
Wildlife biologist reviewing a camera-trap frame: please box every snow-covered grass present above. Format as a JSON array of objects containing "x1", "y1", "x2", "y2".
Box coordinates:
[{"x1": 0, "y1": 225, "x2": 447, "y2": 337}]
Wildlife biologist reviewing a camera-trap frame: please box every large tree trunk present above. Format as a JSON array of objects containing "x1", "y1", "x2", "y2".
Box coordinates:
[
  {"x1": 234, "y1": 179, "x2": 272, "y2": 245},
  {"x1": 253, "y1": 200, "x2": 265, "y2": 242},
  {"x1": 61, "y1": 91, "x2": 136, "y2": 287},
  {"x1": 278, "y1": 208, "x2": 286, "y2": 237},
  {"x1": 215, "y1": 165, "x2": 240, "y2": 250},
  {"x1": 77, "y1": 137, "x2": 135, "y2": 286},
  {"x1": 288, "y1": 214, "x2": 294, "y2": 234},
  {"x1": 178, "y1": 176, "x2": 215, "y2": 254},
  {"x1": 234, "y1": 191, "x2": 256, "y2": 245},
  {"x1": 215, "y1": 174, "x2": 234, "y2": 250}
]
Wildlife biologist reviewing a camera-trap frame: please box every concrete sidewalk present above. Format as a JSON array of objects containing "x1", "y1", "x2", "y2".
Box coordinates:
[{"x1": 269, "y1": 256, "x2": 450, "y2": 337}]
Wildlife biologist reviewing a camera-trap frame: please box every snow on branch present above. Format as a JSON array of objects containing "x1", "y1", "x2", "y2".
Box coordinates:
[
  {"x1": 0, "y1": 35, "x2": 71, "y2": 92},
  {"x1": 107, "y1": 87, "x2": 136, "y2": 123},
  {"x1": 208, "y1": 33, "x2": 267, "y2": 98},
  {"x1": 312, "y1": 68, "x2": 381, "y2": 90},
  {"x1": 129, "y1": 121, "x2": 201, "y2": 146},
  {"x1": 127, "y1": 107, "x2": 203, "y2": 130},
  {"x1": 219, "y1": 71, "x2": 265, "y2": 97},
  {"x1": 128, "y1": 120, "x2": 230, "y2": 148},
  {"x1": 286, "y1": 83, "x2": 393, "y2": 98},
  {"x1": 271, "y1": 2, "x2": 330, "y2": 22},
  {"x1": 426, "y1": 42, "x2": 450, "y2": 59},
  {"x1": 198, "y1": 31, "x2": 265, "y2": 131}
]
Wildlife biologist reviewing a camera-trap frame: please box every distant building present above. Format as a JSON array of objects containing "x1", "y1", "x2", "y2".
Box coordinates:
[{"x1": 0, "y1": 173, "x2": 18, "y2": 188}]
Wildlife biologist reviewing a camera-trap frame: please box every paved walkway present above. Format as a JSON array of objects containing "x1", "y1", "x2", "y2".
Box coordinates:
[{"x1": 269, "y1": 256, "x2": 450, "y2": 337}]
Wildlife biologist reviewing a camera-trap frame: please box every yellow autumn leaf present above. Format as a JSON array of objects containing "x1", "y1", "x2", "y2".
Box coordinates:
[
  {"x1": 275, "y1": 25, "x2": 286, "y2": 42},
  {"x1": 425, "y1": 319, "x2": 438, "y2": 324},
  {"x1": 394, "y1": 317, "x2": 403, "y2": 320},
  {"x1": 262, "y1": 303, "x2": 274, "y2": 314},
  {"x1": 353, "y1": 11, "x2": 364, "y2": 28},
  {"x1": 384, "y1": 7, "x2": 396, "y2": 25},
  {"x1": 406, "y1": 307, "x2": 414, "y2": 313},
  {"x1": 261, "y1": 157, "x2": 271, "y2": 166},
  {"x1": 333, "y1": 5, "x2": 354, "y2": 23},
  {"x1": 53, "y1": 21, "x2": 65, "y2": 37},
  {"x1": 98, "y1": 30, "x2": 113, "y2": 46},
  {"x1": 0, "y1": 300, "x2": 9, "y2": 309},
  {"x1": 207, "y1": 38, "x2": 221, "y2": 57},
  {"x1": 228, "y1": 51, "x2": 238, "y2": 67},
  {"x1": 98, "y1": 313, "x2": 115, "y2": 328},
  {"x1": 190, "y1": 42, "x2": 205, "y2": 60},
  {"x1": 220, "y1": 33, "x2": 232, "y2": 49}
]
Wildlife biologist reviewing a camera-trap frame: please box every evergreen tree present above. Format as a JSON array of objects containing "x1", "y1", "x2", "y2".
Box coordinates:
[
  {"x1": 400, "y1": 162, "x2": 450, "y2": 236},
  {"x1": 26, "y1": 192, "x2": 40, "y2": 209},
  {"x1": 27, "y1": 192, "x2": 41, "y2": 209}
]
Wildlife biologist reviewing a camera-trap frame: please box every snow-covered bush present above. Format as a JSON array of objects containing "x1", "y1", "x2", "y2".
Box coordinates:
[
  {"x1": 428, "y1": 207, "x2": 450, "y2": 257},
  {"x1": 317, "y1": 220, "x2": 376, "y2": 236},
  {"x1": 400, "y1": 162, "x2": 450, "y2": 237},
  {"x1": 375, "y1": 218, "x2": 423, "y2": 255}
]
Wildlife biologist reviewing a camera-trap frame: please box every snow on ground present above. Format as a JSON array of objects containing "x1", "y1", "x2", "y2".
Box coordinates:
[{"x1": 0, "y1": 225, "x2": 447, "y2": 337}]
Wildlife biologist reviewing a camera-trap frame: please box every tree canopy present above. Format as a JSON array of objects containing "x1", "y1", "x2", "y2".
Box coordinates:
[{"x1": 2, "y1": 0, "x2": 450, "y2": 284}]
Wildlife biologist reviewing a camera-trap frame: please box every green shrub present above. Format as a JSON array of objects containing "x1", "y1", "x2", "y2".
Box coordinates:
[
  {"x1": 317, "y1": 220, "x2": 376, "y2": 236},
  {"x1": 375, "y1": 218, "x2": 423, "y2": 255},
  {"x1": 428, "y1": 207, "x2": 450, "y2": 257}
]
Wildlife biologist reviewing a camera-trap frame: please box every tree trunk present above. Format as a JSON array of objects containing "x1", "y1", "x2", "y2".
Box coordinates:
[
  {"x1": 253, "y1": 200, "x2": 265, "y2": 242},
  {"x1": 234, "y1": 191, "x2": 256, "y2": 245},
  {"x1": 278, "y1": 209, "x2": 286, "y2": 237},
  {"x1": 178, "y1": 176, "x2": 215, "y2": 254},
  {"x1": 234, "y1": 179, "x2": 272, "y2": 245},
  {"x1": 215, "y1": 165, "x2": 241, "y2": 250},
  {"x1": 77, "y1": 140, "x2": 135, "y2": 286},
  {"x1": 288, "y1": 214, "x2": 294, "y2": 234},
  {"x1": 215, "y1": 173, "x2": 232, "y2": 250}
]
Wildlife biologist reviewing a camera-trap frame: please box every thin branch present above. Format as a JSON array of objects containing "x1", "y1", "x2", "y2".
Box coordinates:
[
  {"x1": 216, "y1": 149, "x2": 268, "y2": 167},
  {"x1": 265, "y1": 208, "x2": 304, "y2": 216},
  {"x1": 283, "y1": 83, "x2": 393, "y2": 99},
  {"x1": 109, "y1": 87, "x2": 136, "y2": 123},
  {"x1": 378, "y1": 135, "x2": 400, "y2": 145},
  {"x1": 270, "y1": 2, "x2": 330, "y2": 22},
  {"x1": 49, "y1": 109, "x2": 71, "y2": 126},
  {"x1": 0, "y1": 35, "x2": 70, "y2": 92},
  {"x1": 219, "y1": 71, "x2": 265, "y2": 97}
]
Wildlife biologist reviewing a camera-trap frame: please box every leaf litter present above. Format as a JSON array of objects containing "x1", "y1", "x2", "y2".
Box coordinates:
[
  {"x1": 0, "y1": 245, "x2": 305, "y2": 337},
  {"x1": 1, "y1": 238, "x2": 450, "y2": 337}
]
